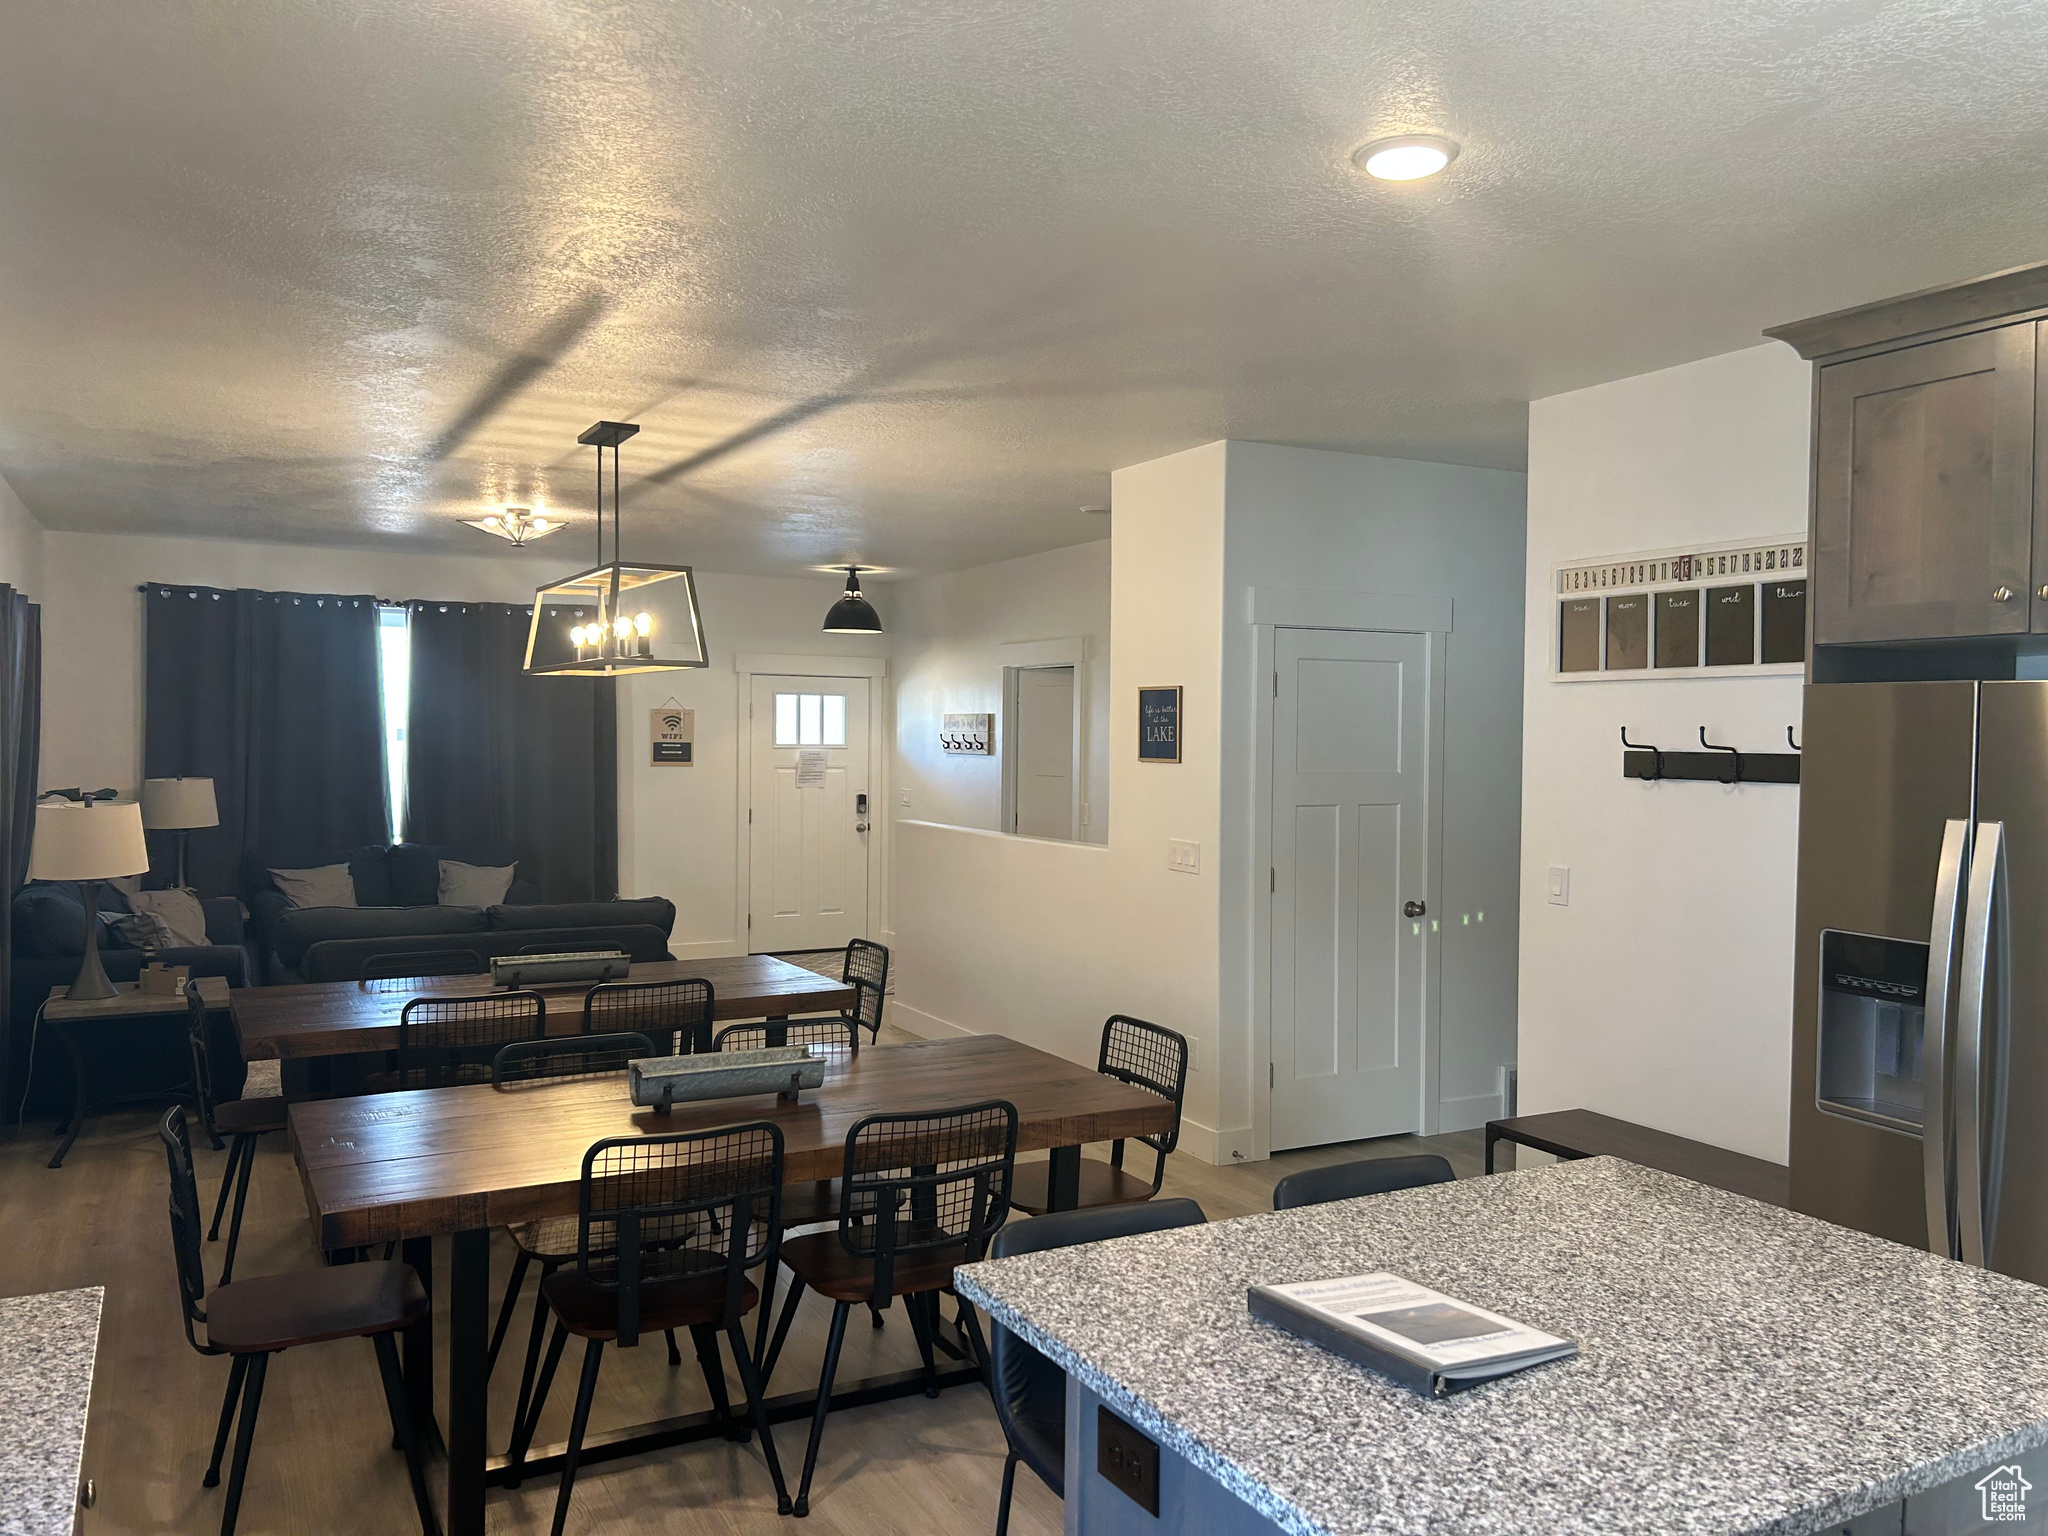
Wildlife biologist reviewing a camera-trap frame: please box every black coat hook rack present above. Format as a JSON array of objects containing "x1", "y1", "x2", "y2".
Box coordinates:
[{"x1": 1621, "y1": 727, "x2": 1800, "y2": 785}]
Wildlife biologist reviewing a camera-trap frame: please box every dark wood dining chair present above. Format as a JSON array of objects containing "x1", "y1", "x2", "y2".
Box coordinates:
[
  {"x1": 505, "y1": 1122, "x2": 794, "y2": 1530},
  {"x1": 1271, "y1": 1153, "x2": 1455, "y2": 1209},
  {"x1": 985, "y1": 1198, "x2": 1208, "y2": 1536},
  {"x1": 1009, "y1": 1016, "x2": 1188, "y2": 1215},
  {"x1": 584, "y1": 976, "x2": 715, "y2": 1054},
  {"x1": 482, "y1": 1033, "x2": 674, "y2": 1443},
  {"x1": 159, "y1": 1107, "x2": 440, "y2": 1536},
  {"x1": 395, "y1": 989, "x2": 547, "y2": 1089},
  {"x1": 357, "y1": 948, "x2": 487, "y2": 989},
  {"x1": 183, "y1": 980, "x2": 287, "y2": 1287},
  {"x1": 763, "y1": 1099, "x2": 1017, "y2": 1517}
]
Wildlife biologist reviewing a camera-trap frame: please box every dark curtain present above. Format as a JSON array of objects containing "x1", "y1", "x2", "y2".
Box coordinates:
[
  {"x1": 0, "y1": 585, "x2": 40, "y2": 1119},
  {"x1": 143, "y1": 585, "x2": 387, "y2": 894},
  {"x1": 405, "y1": 600, "x2": 617, "y2": 902}
]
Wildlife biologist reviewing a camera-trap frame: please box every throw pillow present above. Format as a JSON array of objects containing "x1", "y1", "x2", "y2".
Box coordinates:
[
  {"x1": 128, "y1": 888, "x2": 210, "y2": 947},
  {"x1": 439, "y1": 859, "x2": 515, "y2": 907},
  {"x1": 113, "y1": 908, "x2": 173, "y2": 950},
  {"x1": 269, "y1": 863, "x2": 358, "y2": 909}
]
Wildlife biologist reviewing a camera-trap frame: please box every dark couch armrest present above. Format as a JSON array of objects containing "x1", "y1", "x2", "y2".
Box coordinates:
[
  {"x1": 152, "y1": 944, "x2": 250, "y2": 990},
  {"x1": 201, "y1": 896, "x2": 245, "y2": 947},
  {"x1": 505, "y1": 879, "x2": 542, "y2": 905}
]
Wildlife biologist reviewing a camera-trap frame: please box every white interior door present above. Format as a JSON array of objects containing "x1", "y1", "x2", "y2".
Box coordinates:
[
  {"x1": 1270, "y1": 628, "x2": 1430, "y2": 1150},
  {"x1": 1011, "y1": 665, "x2": 1076, "y2": 840},
  {"x1": 748, "y1": 675, "x2": 870, "y2": 952}
]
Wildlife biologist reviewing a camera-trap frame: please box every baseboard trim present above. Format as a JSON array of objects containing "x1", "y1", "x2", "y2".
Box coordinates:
[
  {"x1": 887, "y1": 1000, "x2": 977, "y2": 1040},
  {"x1": 1437, "y1": 1091, "x2": 1505, "y2": 1135},
  {"x1": 1176, "y1": 1118, "x2": 1259, "y2": 1168}
]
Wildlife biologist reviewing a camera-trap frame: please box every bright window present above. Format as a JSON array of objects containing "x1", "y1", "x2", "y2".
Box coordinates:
[
  {"x1": 376, "y1": 606, "x2": 411, "y2": 840},
  {"x1": 774, "y1": 692, "x2": 846, "y2": 747}
]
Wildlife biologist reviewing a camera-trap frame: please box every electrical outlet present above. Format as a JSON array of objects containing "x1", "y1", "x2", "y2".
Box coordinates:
[
  {"x1": 1546, "y1": 866, "x2": 1570, "y2": 906},
  {"x1": 1097, "y1": 1407, "x2": 1160, "y2": 1517},
  {"x1": 1167, "y1": 839, "x2": 1201, "y2": 874}
]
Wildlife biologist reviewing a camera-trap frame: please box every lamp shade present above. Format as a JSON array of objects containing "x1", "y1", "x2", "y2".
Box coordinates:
[
  {"x1": 822, "y1": 569, "x2": 882, "y2": 634},
  {"x1": 141, "y1": 777, "x2": 219, "y2": 830},
  {"x1": 30, "y1": 801, "x2": 150, "y2": 881}
]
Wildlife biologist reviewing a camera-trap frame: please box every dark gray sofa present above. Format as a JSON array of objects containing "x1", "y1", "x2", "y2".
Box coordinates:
[{"x1": 265, "y1": 896, "x2": 678, "y2": 983}]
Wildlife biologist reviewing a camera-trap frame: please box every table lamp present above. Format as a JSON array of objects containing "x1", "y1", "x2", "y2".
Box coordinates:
[
  {"x1": 140, "y1": 777, "x2": 219, "y2": 889},
  {"x1": 30, "y1": 798, "x2": 150, "y2": 1000}
]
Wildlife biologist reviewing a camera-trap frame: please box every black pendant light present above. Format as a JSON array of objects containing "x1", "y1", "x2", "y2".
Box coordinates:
[{"x1": 822, "y1": 566, "x2": 882, "y2": 634}]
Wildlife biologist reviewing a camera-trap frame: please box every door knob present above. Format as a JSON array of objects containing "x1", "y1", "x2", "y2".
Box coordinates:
[
  {"x1": 1994, "y1": 585, "x2": 2015, "y2": 602},
  {"x1": 854, "y1": 821, "x2": 870, "y2": 833},
  {"x1": 2036, "y1": 583, "x2": 2048, "y2": 601},
  {"x1": 1403, "y1": 899, "x2": 1426, "y2": 918}
]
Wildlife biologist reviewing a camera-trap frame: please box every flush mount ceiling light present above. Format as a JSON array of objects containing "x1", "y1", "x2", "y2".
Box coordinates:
[
  {"x1": 822, "y1": 567, "x2": 883, "y2": 634},
  {"x1": 1352, "y1": 134, "x2": 1460, "y2": 181},
  {"x1": 523, "y1": 421, "x2": 709, "y2": 676},
  {"x1": 461, "y1": 506, "x2": 562, "y2": 547}
]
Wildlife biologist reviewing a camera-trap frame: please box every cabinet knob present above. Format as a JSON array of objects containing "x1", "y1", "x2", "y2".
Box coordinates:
[{"x1": 1994, "y1": 586, "x2": 2015, "y2": 602}]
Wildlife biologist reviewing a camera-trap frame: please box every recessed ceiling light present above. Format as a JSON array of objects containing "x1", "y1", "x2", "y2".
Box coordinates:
[{"x1": 1353, "y1": 134, "x2": 1459, "y2": 181}]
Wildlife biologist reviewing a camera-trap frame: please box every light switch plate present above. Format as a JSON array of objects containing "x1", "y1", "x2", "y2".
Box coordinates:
[
  {"x1": 1168, "y1": 839, "x2": 1201, "y2": 874},
  {"x1": 1546, "y1": 866, "x2": 1570, "y2": 906},
  {"x1": 899, "y1": 789, "x2": 911, "y2": 808}
]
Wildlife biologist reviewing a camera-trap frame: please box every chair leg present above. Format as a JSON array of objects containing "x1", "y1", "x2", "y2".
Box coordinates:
[
  {"x1": 373, "y1": 1330, "x2": 443, "y2": 1536},
  {"x1": 953, "y1": 1293, "x2": 993, "y2": 1385},
  {"x1": 507, "y1": 1261, "x2": 560, "y2": 1472},
  {"x1": 761, "y1": 1274, "x2": 808, "y2": 1387},
  {"x1": 203, "y1": 1355, "x2": 249, "y2": 1488},
  {"x1": 486, "y1": 1247, "x2": 532, "y2": 1378},
  {"x1": 752, "y1": 1259, "x2": 781, "y2": 1371},
  {"x1": 207, "y1": 1135, "x2": 245, "y2": 1241},
  {"x1": 218, "y1": 1350, "x2": 268, "y2": 1536},
  {"x1": 507, "y1": 1317, "x2": 570, "y2": 1479},
  {"x1": 219, "y1": 1134, "x2": 258, "y2": 1286},
  {"x1": 869, "y1": 1299, "x2": 887, "y2": 1329},
  {"x1": 904, "y1": 1290, "x2": 940, "y2": 1398},
  {"x1": 666, "y1": 1327, "x2": 683, "y2": 1367},
  {"x1": 728, "y1": 1316, "x2": 793, "y2": 1515},
  {"x1": 994, "y1": 1450, "x2": 1020, "y2": 1536},
  {"x1": 690, "y1": 1323, "x2": 739, "y2": 1439},
  {"x1": 793, "y1": 1300, "x2": 851, "y2": 1518},
  {"x1": 550, "y1": 1339, "x2": 604, "y2": 1536}
]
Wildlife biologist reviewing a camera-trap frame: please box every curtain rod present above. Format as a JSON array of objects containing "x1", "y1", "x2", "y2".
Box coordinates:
[{"x1": 136, "y1": 584, "x2": 531, "y2": 611}]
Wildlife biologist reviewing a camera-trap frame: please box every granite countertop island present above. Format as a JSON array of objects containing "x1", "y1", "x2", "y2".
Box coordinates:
[
  {"x1": 0, "y1": 1288, "x2": 103, "y2": 1536},
  {"x1": 956, "y1": 1158, "x2": 2048, "y2": 1536}
]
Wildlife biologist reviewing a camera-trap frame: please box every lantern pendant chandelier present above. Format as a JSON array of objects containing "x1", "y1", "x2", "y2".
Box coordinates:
[{"x1": 522, "y1": 421, "x2": 709, "y2": 676}]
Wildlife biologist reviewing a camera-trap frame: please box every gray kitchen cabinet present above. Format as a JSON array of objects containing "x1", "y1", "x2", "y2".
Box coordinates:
[{"x1": 1812, "y1": 322, "x2": 2036, "y2": 644}]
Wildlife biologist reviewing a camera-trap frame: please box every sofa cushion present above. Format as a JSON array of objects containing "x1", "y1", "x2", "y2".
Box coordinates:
[
  {"x1": 439, "y1": 860, "x2": 515, "y2": 906},
  {"x1": 269, "y1": 863, "x2": 358, "y2": 909},
  {"x1": 487, "y1": 897, "x2": 676, "y2": 937},
  {"x1": 389, "y1": 843, "x2": 524, "y2": 907},
  {"x1": 121, "y1": 888, "x2": 211, "y2": 948},
  {"x1": 11, "y1": 882, "x2": 131, "y2": 958},
  {"x1": 271, "y1": 903, "x2": 491, "y2": 968},
  {"x1": 243, "y1": 845, "x2": 392, "y2": 908},
  {"x1": 298, "y1": 924, "x2": 674, "y2": 982}
]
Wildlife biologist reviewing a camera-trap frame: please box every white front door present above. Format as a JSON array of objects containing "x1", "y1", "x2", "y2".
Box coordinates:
[
  {"x1": 1011, "y1": 665, "x2": 1076, "y2": 840},
  {"x1": 1269, "y1": 628, "x2": 1431, "y2": 1150},
  {"x1": 748, "y1": 675, "x2": 870, "y2": 952}
]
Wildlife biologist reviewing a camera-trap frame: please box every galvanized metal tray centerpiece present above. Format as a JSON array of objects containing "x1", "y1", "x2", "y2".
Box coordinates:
[
  {"x1": 491, "y1": 950, "x2": 631, "y2": 988},
  {"x1": 629, "y1": 1046, "x2": 826, "y2": 1113}
]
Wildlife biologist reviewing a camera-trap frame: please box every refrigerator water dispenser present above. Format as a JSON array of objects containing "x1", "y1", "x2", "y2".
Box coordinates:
[{"x1": 1816, "y1": 930, "x2": 1929, "y2": 1134}]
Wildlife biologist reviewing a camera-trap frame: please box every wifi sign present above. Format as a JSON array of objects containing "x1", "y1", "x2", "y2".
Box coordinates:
[{"x1": 651, "y1": 707, "x2": 693, "y2": 766}]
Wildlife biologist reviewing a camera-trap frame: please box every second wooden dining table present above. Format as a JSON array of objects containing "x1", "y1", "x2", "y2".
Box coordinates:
[{"x1": 289, "y1": 1031, "x2": 1175, "y2": 1536}]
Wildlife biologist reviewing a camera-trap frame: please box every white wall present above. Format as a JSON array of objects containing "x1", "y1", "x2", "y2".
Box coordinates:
[
  {"x1": 0, "y1": 470, "x2": 44, "y2": 598},
  {"x1": 890, "y1": 540, "x2": 1110, "y2": 843},
  {"x1": 1220, "y1": 443, "x2": 1528, "y2": 1143},
  {"x1": 35, "y1": 530, "x2": 886, "y2": 954},
  {"x1": 889, "y1": 443, "x2": 1234, "y2": 1155},
  {"x1": 1517, "y1": 343, "x2": 1810, "y2": 1164}
]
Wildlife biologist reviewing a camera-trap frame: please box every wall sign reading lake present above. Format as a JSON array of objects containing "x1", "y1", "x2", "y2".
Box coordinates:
[{"x1": 1138, "y1": 686, "x2": 1182, "y2": 763}]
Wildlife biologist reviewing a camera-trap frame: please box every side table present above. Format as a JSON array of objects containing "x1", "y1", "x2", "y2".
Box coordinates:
[{"x1": 42, "y1": 977, "x2": 232, "y2": 1169}]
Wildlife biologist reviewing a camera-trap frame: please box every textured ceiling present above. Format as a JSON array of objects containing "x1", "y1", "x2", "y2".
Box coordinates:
[{"x1": 1, "y1": 1, "x2": 2046, "y2": 577}]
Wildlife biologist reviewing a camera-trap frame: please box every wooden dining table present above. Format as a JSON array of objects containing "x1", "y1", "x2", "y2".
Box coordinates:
[
  {"x1": 289, "y1": 1032, "x2": 1175, "y2": 1536},
  {"x1": 232, "y1": 954, "x2": 854, "y2": 1063}
]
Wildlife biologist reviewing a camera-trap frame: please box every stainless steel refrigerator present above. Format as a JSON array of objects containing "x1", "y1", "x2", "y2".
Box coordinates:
[{"x1": 1792, "y1": 680, "x2": 2048, "y2": 1284}]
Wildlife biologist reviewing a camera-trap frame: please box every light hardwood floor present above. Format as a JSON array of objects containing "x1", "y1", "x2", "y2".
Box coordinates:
[{"x1": 2, "y1": 1025, "x2": 1485, "y2": 1535}]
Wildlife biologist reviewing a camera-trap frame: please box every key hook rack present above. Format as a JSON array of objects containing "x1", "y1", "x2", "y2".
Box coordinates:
[{"x1": 1621, "y1": 726, "x2": 1800, "y2": 785}]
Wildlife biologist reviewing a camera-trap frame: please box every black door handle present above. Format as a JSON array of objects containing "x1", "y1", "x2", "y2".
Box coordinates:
[{"x1": 1403, "y1": 900, "x2": 1426, "y2": 919}]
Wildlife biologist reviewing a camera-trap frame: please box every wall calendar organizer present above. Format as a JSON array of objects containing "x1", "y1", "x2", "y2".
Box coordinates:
[{"x1": 1554, "y1": 536, "x2": 1808, "y2": 681}]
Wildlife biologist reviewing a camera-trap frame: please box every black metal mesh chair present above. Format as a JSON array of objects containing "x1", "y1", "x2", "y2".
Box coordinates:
[
  {"x1": 395, "y1": 991, "x2": 547, "y2": 1090},
  {"x1": 842, "y1": 938, "x2": 889, "y2": 1040},
  {"x1": 184, "y1": 981, "x2": 288, "y2": 1286},
  {"x1": 1272, "y1": 1153, "x2": 1455, "y2": 1210},
  {"x1": 765, "y1": 1099, "x2": 1017, "y2": 1517},
  {"x1": 483, "y1": 1032, "x2": 670, "y2": 1438},
  {"x1": 712, "y1": 1016, "x2": 860, "y2": 1058},
  {"x1": 506, "y1": 1123, "x2": 793, "y2": 1529},
  {"x1": 986, "y1": 1199, "x2": 1207, "y2": 1536},
  {"x1": 1010, "y1": 1016, "x2": 1188, "y2": 1215},
  {"x1": 584, "y1": 977, "x2": 715, "y2": 1055},
  {"x1": 160, "y1": 1108, "x2": 439, "y2": 1536},
  {"x1": 357, "y1": 949, "x2": 487, "y2": 990}
]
